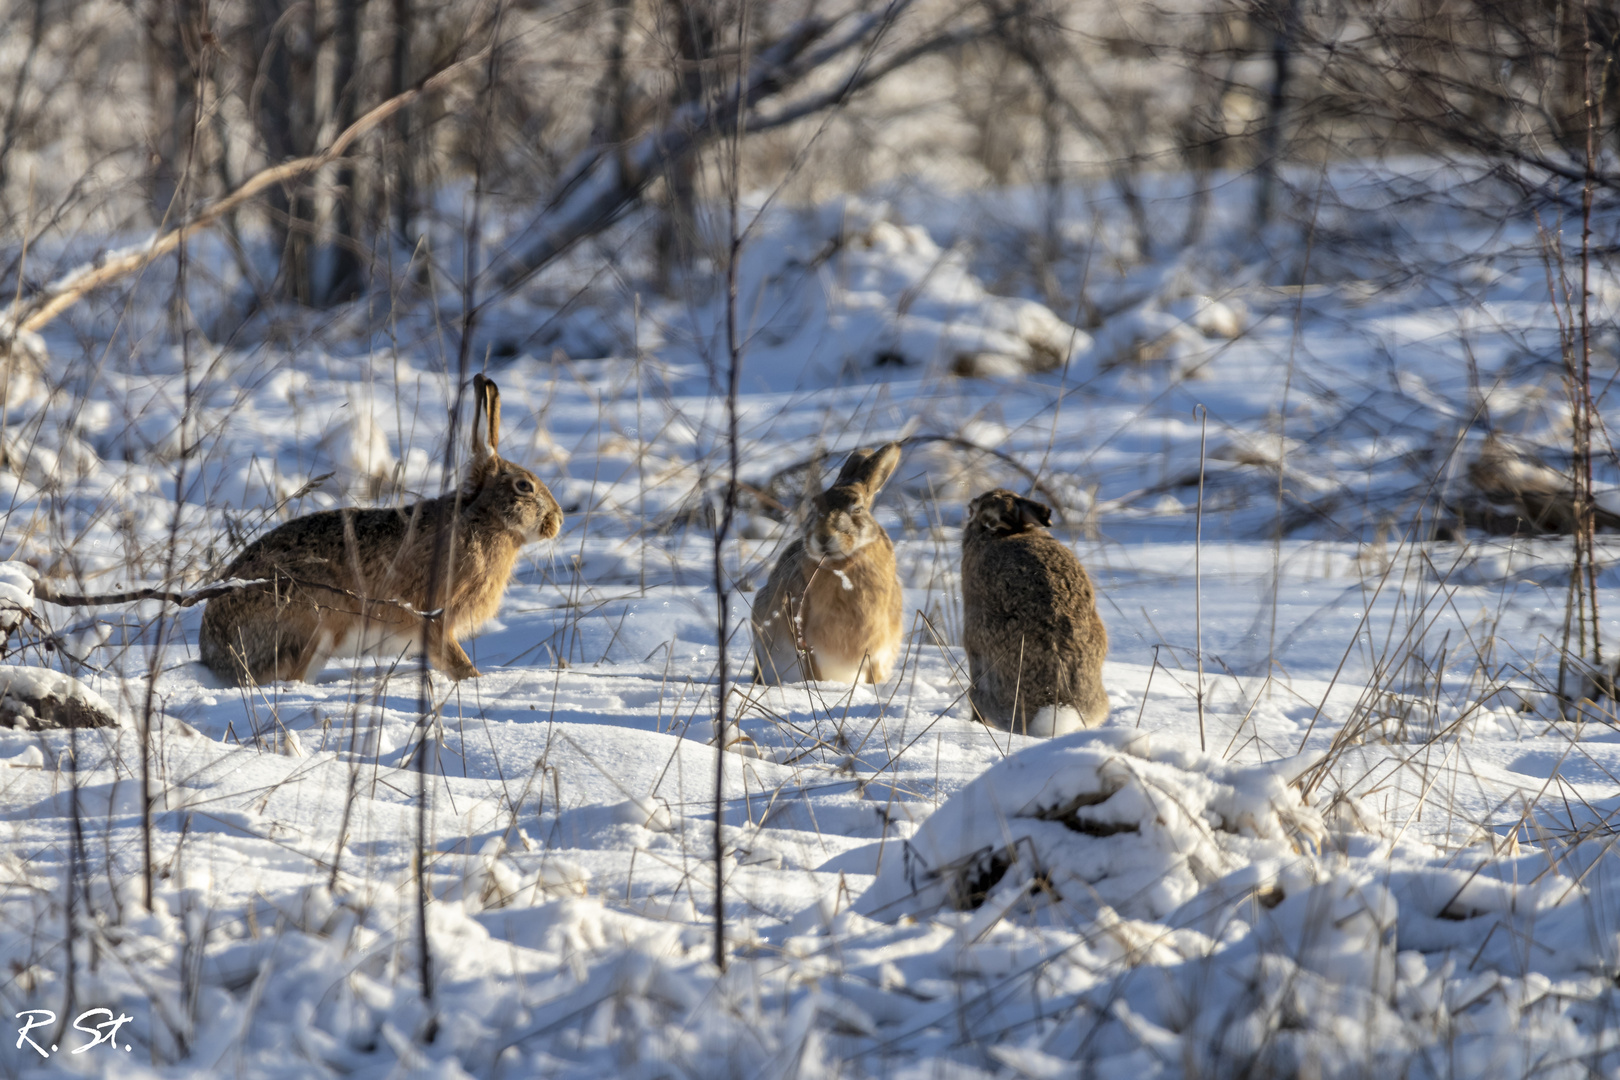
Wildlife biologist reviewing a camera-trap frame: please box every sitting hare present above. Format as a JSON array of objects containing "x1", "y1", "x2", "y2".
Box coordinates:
[
  {"x1": 752, "y1": 443, "x2": 904, "y2": 684},
  {"x1": 199, "y1": 375, "x2": 562, "y2": 685},
  {"x1": 960, "y1": 488, "x2": 1108, "y2": 735}
]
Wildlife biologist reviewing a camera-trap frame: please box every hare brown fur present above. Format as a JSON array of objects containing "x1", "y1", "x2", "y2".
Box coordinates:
[
  {"x1": 960, "y1": 488, "x2": 1108, "y2": 735},
  {"x1": 198, "y1": 376, "x2": 562, "y2": 685},
  {"x1": 752, "y1": 443, "x2": 904, "y2": 684}
]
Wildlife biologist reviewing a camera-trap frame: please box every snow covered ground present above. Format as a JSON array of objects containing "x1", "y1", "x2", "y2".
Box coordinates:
[{"x1": 3, "y1": 161, "x2": 1620, "y2": 1076}]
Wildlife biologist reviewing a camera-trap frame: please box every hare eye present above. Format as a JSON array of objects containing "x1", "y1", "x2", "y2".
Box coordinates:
[{"x1": 515, "y1": 479, "x2": 535, "y2": 495}]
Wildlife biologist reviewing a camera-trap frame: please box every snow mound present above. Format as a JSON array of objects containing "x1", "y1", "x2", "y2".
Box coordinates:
[
  {"x1": 1082, "y1": 297, "x2": 1234, "y2": 377},
  {"x1": 856, "y1": 727, "x2": 1322, "y2": 922},
  {"x1": 1026, "y1": 703, "x2": 1088, "y2": 737},
  {"x1": 0, "y1": 665, "x2": 119, "y2": 729},
  {"x1": 322, "y1": 395, "x2": 397, "y2": 498},
  {"x1": 716, "y1": 203, "x2": 1093, "y2": 387},
  {"x1": 832, "y1": 217, "x2": 1090, "y2": 378},
  {"x1": 0, "y1": 561, "x2": 34, "y2": 632}
]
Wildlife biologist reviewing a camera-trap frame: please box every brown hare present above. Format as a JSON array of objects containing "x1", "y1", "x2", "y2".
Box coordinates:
[
  {"x1": 199, "y1": 375, "x2": 562, "y2": 685},
  {"x1": 752, "y1": 443, "x2": 904, "y2": 684},
  {"x1": 961, "y1": 488, "x2": 1108, "y2": 735}
]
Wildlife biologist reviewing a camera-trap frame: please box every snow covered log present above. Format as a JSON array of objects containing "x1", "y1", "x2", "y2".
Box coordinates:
[{"x1": 0, "y1": 666, "x2": 118, "y2": 730}]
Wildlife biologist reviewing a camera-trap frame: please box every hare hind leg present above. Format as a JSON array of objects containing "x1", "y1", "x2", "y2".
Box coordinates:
[
  {"x1": 1071, "y1": 676, "x2": 1110, "y2": 727},
  {"x1": 204, "y1": 591, "x2": 327, "y2": 685},
  {"x1": 967, "y1": 683, "x2": 1007, "y2": 730},
  {"x1": 249, "y1": 614, "x2": 328, "y2": 684},
  {"x1": 861, "y1": 637, "x2": 901, "y2": 684},
  {"x1": 964, "y1": 652, "x2": 1008, "y2": 729},
  {"x1": 754, "y1": 631, "x2": 809, "y2": 685},
  {"x1": 751, "y1": 596, "x2": 811, "y2": 684}
]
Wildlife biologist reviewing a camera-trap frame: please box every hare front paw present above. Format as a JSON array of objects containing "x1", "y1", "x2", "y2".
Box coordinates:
[{"x1": 435, "y1": 637, "x2": 482, "y2": 680}]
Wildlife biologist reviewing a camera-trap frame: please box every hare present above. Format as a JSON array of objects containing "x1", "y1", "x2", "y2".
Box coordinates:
[
  {"x1": 199, "y1": 375, "x2": 562, "y2": 685},
  {"x1": 960, "y1": 488, "x2": 1108, "y2": 736},
  {"x1": 752, "y1": 443, "x2": 904, "y2": 685}
]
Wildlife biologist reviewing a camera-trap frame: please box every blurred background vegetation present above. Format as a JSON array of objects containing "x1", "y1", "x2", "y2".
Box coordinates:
[{"x1": 1, "y1": 0, "x2": 1612, "y2": 319}]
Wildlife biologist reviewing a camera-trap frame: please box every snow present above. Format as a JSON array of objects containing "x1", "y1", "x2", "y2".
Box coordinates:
[
  {"x1": 854, "y1": 728, "x2": 1324, "y2": 923},
  {"x1": 0, "y1": 560, "x2": 34, "y2": 631},
  {"x1": 0, "y1": 664, "x2": 118, "y2": 728},
  {"x1": 1, "y1": 160, "x2": 1620, "y2": 1073},
  {"x1": 1026, "y1": 703, "x2": 1088, "y2": 737}
]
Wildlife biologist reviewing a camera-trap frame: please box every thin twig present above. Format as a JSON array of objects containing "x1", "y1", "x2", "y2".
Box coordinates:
[{"x1": 1193, "y1": 404, "x2": 1207, "y2": 752}]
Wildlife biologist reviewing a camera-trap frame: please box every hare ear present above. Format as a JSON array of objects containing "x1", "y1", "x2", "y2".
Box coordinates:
[
  {"x1": 1014, "y1": 495, "x2": 1053, "y2": 529},
  {"x1": 836, "y1": 442, "x2": 902, "y2": 497},
  {"x1": 483, "y1": 377, "x2": 502, "y2": 455},
  {"x1": 470, "y1": 374, "x2": 504, "y2": 468},
  {"x1": 470, "y1": 374, "x2": 491, "y2": 464},
  {"x1": 832, "y1": 448, "x2": 873, "y2": 488}
]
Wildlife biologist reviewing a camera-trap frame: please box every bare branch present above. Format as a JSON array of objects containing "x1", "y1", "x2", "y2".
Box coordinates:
[
  {"x1": 3, "y1": 48, "x2": 489, "y2": 337},
  {"x1": 482, "y1": 0, "x2": 1012, "y2": 295},
  {"x1": 35, "y1": 576, "x2": 443, "y2": 620}
]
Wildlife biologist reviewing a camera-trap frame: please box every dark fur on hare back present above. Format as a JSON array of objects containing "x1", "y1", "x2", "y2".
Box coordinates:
[
  {"x1": 198, "y1": 376, "x2": 563, "y2": 685},
  {"x1": 960, "y1": 488, "x2": 1108, "y2": 735}
]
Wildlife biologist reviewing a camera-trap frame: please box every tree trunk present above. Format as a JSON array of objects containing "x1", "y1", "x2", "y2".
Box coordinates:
[
  {"x1": 593, "y1": 0, "x2": 633, "y2": 147},
  {"x1": 145, "y1": 0, "x2": 202, "y2": 222},
  {"x1": 247, "y1": 0, "x2": 322, "y2": 304},
  {"x1": 326, "y1": 0, "x2": 365, "y2": 304},
  {"x1": 0, "y1": 0, "x2": 49, "y2": 212},
  {"x1": 391, "y1": 0, "x2": 416, "y2": 248},
  {"x1": 1253, "y1": 0, "x2": 1300, "y2": 227},
  {"x1": 654, "y1": 0, "x2": 718, "y2": 291}
]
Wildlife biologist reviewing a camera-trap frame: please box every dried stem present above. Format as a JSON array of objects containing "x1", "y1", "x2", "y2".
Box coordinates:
[
  {"x1": 713, "y1": 0, "x2": 752, "y2": 978},
  {"x1": 1193, "y1": 404, "x2": 1207, "y2": 753}
]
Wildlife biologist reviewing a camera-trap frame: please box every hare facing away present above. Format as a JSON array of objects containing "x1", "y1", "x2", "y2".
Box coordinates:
[
  {"x1": 752, "y1": 443, "x2": 904, "y2": 685},
  {"x1": 960, "y1": 488, "x2": 1109, "y2": 736},
  {"x1": 199, "y1": 375, "x2": 563, "y2": 685}
]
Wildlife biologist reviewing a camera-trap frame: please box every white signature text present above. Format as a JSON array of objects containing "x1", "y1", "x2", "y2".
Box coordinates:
[{"x1": 15, "y1": 1009, "x2": 134, "y2": 1057}]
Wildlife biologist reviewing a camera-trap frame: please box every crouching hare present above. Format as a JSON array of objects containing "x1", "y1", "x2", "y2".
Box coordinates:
[
  {"x1": 199, "y1": 375, "x2": 563, "y2": 685},
  {"x1": 752, "y1": 443, "x2": 904, "y2": 684},
  {"x1": 961, "y1": 489, "x2": 1108, "y2": 736}
]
